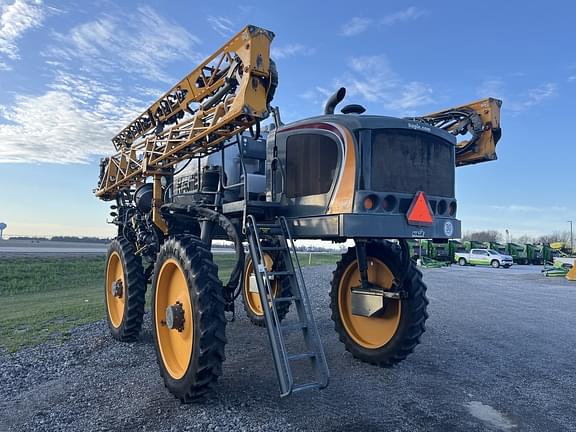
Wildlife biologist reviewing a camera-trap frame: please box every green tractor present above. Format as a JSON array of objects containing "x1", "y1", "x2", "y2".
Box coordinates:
[
  {"x1": 543, "y1": 244, "x2": 561, "y2": 265},
  {"x1": 506, "y1": 243, "x2": 528, "y2": 265},
  {"x1": 423, "y1": 240, "x2": 451, "y2": 262},
  {"x1": 527, "y1": 244, "x2": 544, "y2": 265},
  {"x1": 448, "y1": 240, "x2": 466, "y2": 263},
  {"x1": 489, "y1": 242, "x2": 507, "y2": 254},
  {"x1": 463, "y1": 240, "x2": 489, "y2": 251}
]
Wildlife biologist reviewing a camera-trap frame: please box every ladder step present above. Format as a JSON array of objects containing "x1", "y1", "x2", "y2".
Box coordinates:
[
  {"x1": 281, "y1": 322, "x2": 308, "y2": 332},
  {"x1": 245, "y1": 215, "x2": 329, "y2": 398},
  {"x1": 267, "y1": 270, "x2": 294, "y2": 276},
  {"x1": 257, "y1": 223, "x2": 281, "y2": 229},
  {"x1": 292, "y1": 383, "x2": 321, "y2": 393},
  {"x1": 273, "y1": 296, "x2": 298, "y2": 303},
  {"x1": 288, "y1": 352, "x2": 316, "y2": 361}
]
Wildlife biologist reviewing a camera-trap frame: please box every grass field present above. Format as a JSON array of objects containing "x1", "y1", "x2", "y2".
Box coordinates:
[{"x1": 0, "y1": 252, "x2": 339, "y2": 352}]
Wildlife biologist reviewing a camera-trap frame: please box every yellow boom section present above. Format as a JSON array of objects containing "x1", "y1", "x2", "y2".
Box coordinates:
[
  {"x1": 416, "y1": 98, "x2": 502, "y2": 167},
  {"x1": 96, "y1": 25, "x2": 275, "y2": 201}
]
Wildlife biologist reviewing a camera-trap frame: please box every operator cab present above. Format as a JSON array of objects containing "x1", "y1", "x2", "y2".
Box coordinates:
[{"x1": 265, "y1": 87, "x2": 460, "y2": 241}]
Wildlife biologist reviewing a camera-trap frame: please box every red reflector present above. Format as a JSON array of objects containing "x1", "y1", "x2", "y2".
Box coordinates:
[{"x1": 406, "y1": 191, "x2": 433, "y2": 225}]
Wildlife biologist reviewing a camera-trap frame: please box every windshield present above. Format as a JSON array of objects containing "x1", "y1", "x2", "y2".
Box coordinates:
[
  {"x1": 370, "y1": 129, "x2": 455, "y2": 196},
  {"x1": 488, "y1": 249, "x2": 500, "y2": 255}
]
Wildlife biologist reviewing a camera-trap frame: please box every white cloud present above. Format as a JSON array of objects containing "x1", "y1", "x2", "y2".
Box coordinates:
[
  {"x1": 380, "y1": 6, "x2": 427, "y2": 26},
  {"x1": 340, "y1": 7, "x2": 427, "y2": 36},
  {"x1": 271, "y1": 43, "x2": 315, "y2": 59},
  {"x1": 569, "y1": 75, "x2": 576, "y2": 82},
  {"x1": 0, "y1": 72, "x2": 147, "y2": 164},
  {"x1": 340, "y1": 17, "x2": 372, "y2": 36},
  {"x1": 0, "y1": 0, "x2": 44, "y2": 61},
  {"x1": 331, "y1": 55, "x2": 434, "y2": 114},
  {"x1": 477, "y1": 79, "x2": 557, "y2": 113},
  {"x1": 207, "y1": 16, "x2": 234, "y2": 37},
  {"x1": 47, "y1": 6, "x2": 201, "y2": 83}
]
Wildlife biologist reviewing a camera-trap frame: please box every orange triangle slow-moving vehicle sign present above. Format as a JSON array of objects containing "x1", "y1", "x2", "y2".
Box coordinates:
[{"x1": 406, "y1": 191, "x2": 434, "y2": 226}]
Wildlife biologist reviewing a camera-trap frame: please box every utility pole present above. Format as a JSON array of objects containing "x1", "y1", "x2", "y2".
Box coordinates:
[{"x1": 568, "y1": 220, "x2": 573, "y2": 253}]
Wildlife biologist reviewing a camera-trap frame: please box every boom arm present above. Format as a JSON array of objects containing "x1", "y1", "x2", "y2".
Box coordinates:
[
  {"x1": 95, "y1": 25, "x2": 276, "y2": 201},
  {"x1": 414, "y1": 98, "x2": 502, "y2": 167}
]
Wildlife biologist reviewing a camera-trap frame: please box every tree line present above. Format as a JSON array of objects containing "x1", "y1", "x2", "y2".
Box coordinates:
[{"x1": 462, "y1": 230, "x2": 572, "y2": 245}]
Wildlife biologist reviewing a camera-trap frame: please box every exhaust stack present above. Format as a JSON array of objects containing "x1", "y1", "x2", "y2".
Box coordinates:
[{"x1": 324, "y1": 87, "x2": 346, "y2": 115}]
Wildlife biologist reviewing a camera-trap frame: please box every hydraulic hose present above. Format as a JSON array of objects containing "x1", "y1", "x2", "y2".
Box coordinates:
[{"x1": 160, "y1": 203, "x2": 245, "y2": 299}]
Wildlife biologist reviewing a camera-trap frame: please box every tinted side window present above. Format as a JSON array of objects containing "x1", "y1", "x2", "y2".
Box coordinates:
[{"x1": 285, "y1": 133, "x2": 339, "y2": 198}]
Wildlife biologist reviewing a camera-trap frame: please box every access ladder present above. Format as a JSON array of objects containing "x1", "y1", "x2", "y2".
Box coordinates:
[{"x1": 245, "y1": 215, "x2": 329, "y2": 396}]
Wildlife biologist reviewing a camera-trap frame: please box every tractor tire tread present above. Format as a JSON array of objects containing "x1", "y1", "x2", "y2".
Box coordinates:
[
  {"x1": 330, "y1": 242, "x2": 428, "y2": 368},
  {"x1": 152, "y1": 236, "x2": 226, "y2": 403},
  {"x1": 106, "y1": 237, "x2": 146, "y2": 342}
]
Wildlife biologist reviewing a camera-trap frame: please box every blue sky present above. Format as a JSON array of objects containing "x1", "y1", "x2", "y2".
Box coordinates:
[{"x1": 0, "y1": 0, "x2": 574, "y2": 238}]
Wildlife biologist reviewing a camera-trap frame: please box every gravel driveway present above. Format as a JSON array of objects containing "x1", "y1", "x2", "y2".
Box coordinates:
[{"x1": 2, "y1": 264, "x2": 576, "y2": 431}]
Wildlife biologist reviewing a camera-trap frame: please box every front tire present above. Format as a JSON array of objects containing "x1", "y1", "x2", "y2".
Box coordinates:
[
  {"x1": 491, "y1": 260, "x2": 500, "y2": 268},
  {"x1": 458, "y1": 258, "x2": 467, "y2": 266},
  {"x1": 152, "y1": 236, "x2": 226, "y2": 402},
  {"x1": 330, "y1": 242, "x2": 428, "y2": 367},
  {"x1": 105, "y1": 237, "x2": 146, "y2": 341}
]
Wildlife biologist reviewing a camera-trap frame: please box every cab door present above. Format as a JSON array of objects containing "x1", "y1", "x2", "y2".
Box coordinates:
[
  {"x1": 271, "y1": 128, "x2": 343, "y2": 217},
  {"x1": 470, "y1": 249, "x2": 490, "y2": 265}
]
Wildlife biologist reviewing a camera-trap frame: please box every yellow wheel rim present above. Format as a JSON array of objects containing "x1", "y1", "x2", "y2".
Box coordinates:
[
  {"x1": 243, "y1": 254, "x2": 278, "y2": 316},
  {"x1": 155, "y1": 258, "x2": 193, "y2": 380},
  {"x1": 338, "y1": 257, "x2": 402, "y2": 349},
  {"x1": 106, "y1": 251, "x2": 125, "y2": 328}
]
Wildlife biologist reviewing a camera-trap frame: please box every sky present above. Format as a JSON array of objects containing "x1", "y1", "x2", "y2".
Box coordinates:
[{"x1": 0, "y1": 0, "x2": 574, "y2": 239}]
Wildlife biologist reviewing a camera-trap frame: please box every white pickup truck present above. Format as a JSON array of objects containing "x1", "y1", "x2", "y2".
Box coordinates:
[{"x1": 455, "y1": 248, "x2": 514, "y2": 268}]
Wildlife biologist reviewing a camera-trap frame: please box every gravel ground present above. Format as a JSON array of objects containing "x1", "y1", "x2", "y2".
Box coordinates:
[{"x1": 1, "y1": 264, "x2": 576, "y2": 431}]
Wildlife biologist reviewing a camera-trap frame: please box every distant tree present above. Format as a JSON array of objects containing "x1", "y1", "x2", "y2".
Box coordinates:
[
  {"x1": 50, "y1": 236, "x2": 110, "y2": 244},
  {"x1": 536, "y1": 231, "x2": 570, "y2": 244},
  {"x1": 462, "y1": 230, "x2": 503, "y2": 243},
  {"x1": 512, "y1": 234, "x2": 535, "y2": 244}
]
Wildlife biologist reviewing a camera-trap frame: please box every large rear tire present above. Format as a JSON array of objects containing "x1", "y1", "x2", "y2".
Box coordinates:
[
  {"x1": 152, "y1": 236, "x2": 226, "y2": 402},
  {"x1": 330, "y1": 242, "x2": 428, "y2": 367},
  {"x1": 242, "y1": 254, "x2": 291, "y2": 326},
  {"x1": 104, "y1": 237, "x2": 146, "y2": 341}
]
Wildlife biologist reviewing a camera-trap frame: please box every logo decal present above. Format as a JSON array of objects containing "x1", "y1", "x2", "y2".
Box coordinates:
[
  {"x1": 407, "y1": 122, "x2": 431, "y2": 132},
  {"x1": 444, "y1": 221, "x2": 454, "y2": 237}
]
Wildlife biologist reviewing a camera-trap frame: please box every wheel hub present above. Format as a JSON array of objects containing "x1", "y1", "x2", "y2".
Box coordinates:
[
  {"x1": 165, "y1": 302, "x2": 185, "y2": 332},
  {"x1": 111, "y1": 279, "x2": 123, "y2": 298}
]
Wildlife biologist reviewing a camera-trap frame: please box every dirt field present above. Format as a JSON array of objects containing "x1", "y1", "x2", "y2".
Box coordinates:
[{"x1": 1, "y1": 264, "x2": 575, "y2": 431}]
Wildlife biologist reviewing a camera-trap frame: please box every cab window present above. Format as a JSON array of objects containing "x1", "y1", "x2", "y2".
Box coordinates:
[{"x1": 285, "y1": 133, "x2": 339, "y2": 198}]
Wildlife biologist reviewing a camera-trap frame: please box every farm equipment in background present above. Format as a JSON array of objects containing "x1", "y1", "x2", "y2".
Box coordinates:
[
  {"x1": 527, "y1": 244, "x2": 544, "y2": 265},
  {"x1": 542, "y1": 244, "x2": 561, "y2": 265},
  {"x1": 419, "y1": 256, "x2": 451, "y2": 268},
  {"x1": 463, "y1": 240, "x2": 489, "y2": 251},
  {"x1": 489, "y1": 242, "x2": 507, "y2": 254},
  {"x1": 423, "y1": 240, "x2": 451, "y2": 262},
  {"x1": 506, "y1": 243, "x2": 528, "y2": 265},
  {"x1": 542, "y1": 262, "x2": 569, "y2": 277},
  {"x1": 95, "y1": 25, "x2": 502, "y2": 402},
  {"x1": 407, "y1": 240, "x2": 451, "y2": 268},
  {"x1": 449, "y1": 240, "x2": 466, "y2": 263}
]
